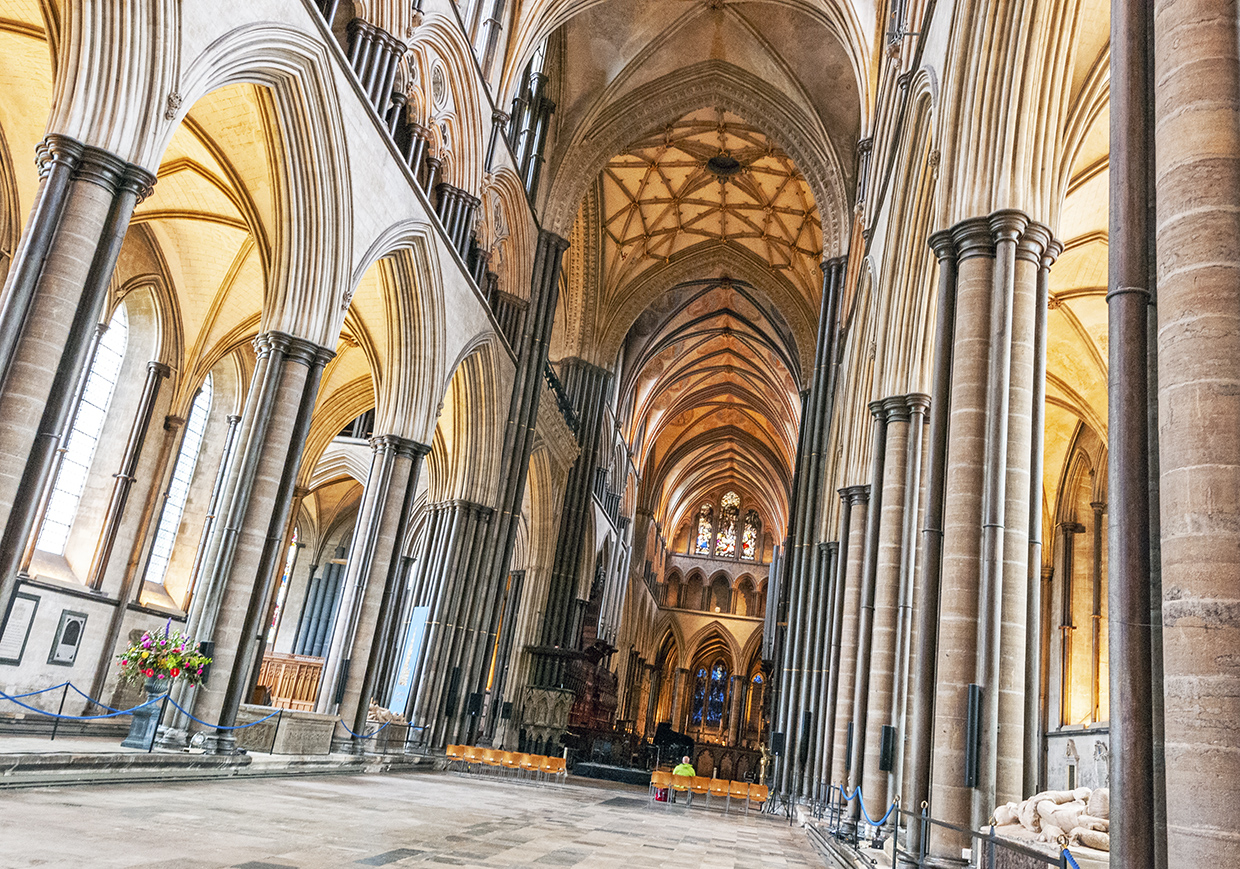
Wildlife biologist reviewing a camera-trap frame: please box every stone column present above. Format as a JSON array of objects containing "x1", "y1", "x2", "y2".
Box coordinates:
[
  {"x1": 859, "y1": 396, "x2": 912, "y2": 817},
  {"x1": 847, "y1": 401, "x2": 889, "y2": 823},
  {"x1": 1153, "y1": 0, "x2": 1240, "y2": 858},
  {"x1": 178, "y1": 333, "x2": 332, "y2": 747},
  {"x1": 903, "y1": 234, "x2": 957, "y2": 869},
  {"x1": 926, "y1": 218, "x2": 995, "y2": 867},
  {"x1": 0, "y1": 137, "x2": 155, "y2": 624},
  {"x1": 728, "y1": 674, "x2": 744, "y2": 745},
  {"x1": 669, "y1": 667, "x2": 687, "y2": 731},
  {"x1": 343, "y1": 439, "x2": 430, "y2": 738},
  {"x1": 816, "y1": 540, "x2": 842, "y2": 786},
  {"x1": 644, "y1": 665, "x2": 661, "y2": 738},
  {"x1": 535, "y1": 358, "x2": 612, "y2": 686},
  {"x1": 830, "y1": 485, "x2": 869, "y2": 786}
]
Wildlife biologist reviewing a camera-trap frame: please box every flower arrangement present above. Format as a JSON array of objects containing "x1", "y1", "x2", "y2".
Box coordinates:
[{"x1": 117, "y1": 622, "x2": 212, "y2": 687}]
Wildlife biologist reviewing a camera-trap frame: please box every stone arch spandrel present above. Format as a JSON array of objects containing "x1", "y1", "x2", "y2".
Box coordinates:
[
  {"x1": 167, "y1": 23, "x2": 353, "y2": 348},
  {"x1": 425, "y1": 336, "x2": 505, "y2": 505}
]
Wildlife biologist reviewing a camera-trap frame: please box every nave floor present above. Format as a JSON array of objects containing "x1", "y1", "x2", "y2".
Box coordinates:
[{"x1": 0, "y1": 769, "x2": 827, "y2": 869}]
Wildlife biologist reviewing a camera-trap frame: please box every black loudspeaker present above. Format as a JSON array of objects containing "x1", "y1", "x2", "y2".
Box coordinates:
[
  {"x1": 198, "y1": 641, "x2": 214, "y2": 685},
  {"x1": 770, "y1": 732, "x2": 785, "y2": 756},
  {"x1": 965, "y1": 683, "x2": 983, "y2": 787},
  {"x1": 501, "y1": 701, "x2": 513, "y2": 720},
  {"x1": 443, "y1": 667, "x2": 461, "y2": 716},
  {"x1": 467, "y1": 692, "x2": 483, "y2": 715},
  {"x1": 799, "y1": 711, "x2": 813, "y2": 765},
  {"x1": 879, "y1": 725, "x2": 896, "y2": 772},
  {"x1": 844, "y1": 721, "x2": 854, "y2": 772}
]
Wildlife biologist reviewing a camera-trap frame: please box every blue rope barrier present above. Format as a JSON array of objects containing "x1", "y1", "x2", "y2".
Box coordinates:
[
  {"x1": 164, "y1": 696, "x2": 282, "y2": 731},
  {"x1": 338, "y1": 719, "x2": 390, "y2": 739},
  {"x1": 0, "y1": 687, "x2": 162, "y2": 720},
  {"x1": 1, "y1": 680, "x2": 283, "y2": 732},
  {"x1": 1062, "y1": 849, "x2": 1081, "y2": 869},
  {"x1": 834, "y1": 784, "x2": 898, "y2": 827},
  {"x1": 67, "y1": 682, "x2": 126, "y2": 713},
  {"x1": 2, "y1": 681, "x2": 70, "y2": 700}
]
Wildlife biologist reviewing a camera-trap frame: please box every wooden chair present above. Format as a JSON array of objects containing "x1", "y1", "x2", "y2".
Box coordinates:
[
  {"x1": 746, "y1": 783, "x2": 769, "y2": 815},
  {"x1": 669, "y1": 774, "x2": 693, "y2": 809},
  {"x1": 727, "y1": 779, "x2": 749, "y2": 814},
  {"x1": 518, "y1": 752, "x2": 540, "y2": 781},
  {"x1": 500, "y1": 751, "x2": 521, "y2": 777},
  {"x1": 649, "y1": 769, "x2": 671, "y2": 804},
  {"x1": 548, "y1": 756, "x2": 567, "y2": 781},
  {"x1": 539, "y1": 754, "x2": 565, "y2": 783},
  {"x1": 462, "y1": 745, "x2": 484, "y2": 774},
  {"x1": 708, "y1": 778, "x2": 729, "y2": 810},
  {"x1": 445, "y1": 744, "x2": 465, "y2": 773},
  {"x1": 481, "y1": 747, "x2": 504, "y2": 774},
  {"x1": 688, "y1": 775, "x2": 711, "y2": 807}
]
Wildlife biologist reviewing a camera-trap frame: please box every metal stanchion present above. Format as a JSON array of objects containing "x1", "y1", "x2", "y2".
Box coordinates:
[{"x1": 50, "y1": 684, "x2": 69, "y2": 742}]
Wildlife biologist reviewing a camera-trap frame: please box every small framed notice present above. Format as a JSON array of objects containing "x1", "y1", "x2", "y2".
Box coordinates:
[
  {"x1": 0, "y1": 592, "x2": 40, "y2": 665},
  {"x1": 48, "y1": 610, "x2": 88, "y2": 666}
]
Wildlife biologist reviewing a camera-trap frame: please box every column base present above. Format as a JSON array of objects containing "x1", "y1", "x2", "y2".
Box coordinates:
[
  {"x1": 922, "y1": 856, "x2": 970, "y2": 869},
  {"x1": 203, "y1": 732, "x2": 244, "y2": 755}
]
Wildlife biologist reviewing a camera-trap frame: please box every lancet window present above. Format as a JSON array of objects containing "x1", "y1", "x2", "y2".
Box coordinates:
[
  {"x1": 36, "y1": 304, "x2": 130, "y2": 556},
  {"x1": 714, "y1": 491, "x2": 739, "y2": 557},
  {"x1": 695, "y1": 504, "x2": 714, "y2": 554},
  {"x1": 144, "y1": 375, "x2": 213, "y2": 587},
  {"x1": 741, "y1": 509, "x2": 760, "y2": 560}
]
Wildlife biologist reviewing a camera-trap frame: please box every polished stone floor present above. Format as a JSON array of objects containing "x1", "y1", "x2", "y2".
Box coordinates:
[{"x1": 0, "y1": 771, "x2": 826, "y2": 869}]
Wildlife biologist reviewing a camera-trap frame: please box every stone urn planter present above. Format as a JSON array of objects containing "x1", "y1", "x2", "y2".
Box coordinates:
[{"x1": 121, "y1": 675, "x2": 170, "y2": 750}]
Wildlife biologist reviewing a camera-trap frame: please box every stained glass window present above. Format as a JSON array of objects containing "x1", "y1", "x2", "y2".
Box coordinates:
[
  {"x1": 38, "y1": 305, "x2": 129, "y2": 555},
  {"x1": 741, "y1": 509, "x2": 760, "y2": 559},
  {"x1": 706, "y1": 662, "x2": 728, "y2": 725},
  {"x1": 691, "y1": 667, "x2": 708, "y2": 725},
  {"x1": 695, "y1": 503, "x2": 714, "y2": 554},
  {"x1": 715, "y1": 491, "x2": 739, "y2": 557}
]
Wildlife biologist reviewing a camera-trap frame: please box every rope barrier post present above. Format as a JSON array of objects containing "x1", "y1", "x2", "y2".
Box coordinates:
[
  {"x1": 50, "y1": 683, "x2": 69, "y2": 742},
  {"x1": 270, "y1": 709, "x2": 283, "y2": 755},
  {"x1": 919, "y1": 802, "x2": 929, "y2": 863},
  {"x1": 987, "y1": 821, "x2": 997, "y2": 869},
  {"x1": 149, "y1": 693, "x2": 170, "y2": 753}
]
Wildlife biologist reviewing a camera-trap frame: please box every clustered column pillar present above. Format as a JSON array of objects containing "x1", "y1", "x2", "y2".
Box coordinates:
[
  {"x1": 0, "y1": 136, "x2": 156, "y2": 625},
  {"x1": 924, "y1": 213, "x2": 1053, "y2": 866},
  {"x1": 534, "y1": 358, "x2": 612, "y2": 688},
  {"x1": 173, "y1": 332, "x2": 333, "y2": 751},
  {"x1": 829, "y1": 485, "x2": 869, "y2": 786},
  {"x1": 771, "y1": 255, "x2": 846, "y2": 799}
]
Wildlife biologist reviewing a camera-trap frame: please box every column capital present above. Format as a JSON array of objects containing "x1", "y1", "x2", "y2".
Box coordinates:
[
  {"x1": 492, "y1": 110, "x2": 511, "y2": 127},
  {"x1": 1041, "y1": 237, "x2": 1064, "y2": 271},
  {"x1": 868, "y1": 398, "x2": 890, "y2": 421},
  {"x1": 949, "y1": 216, "x2": 995, "y2": 260},
  {"x1": 226, "y1": 414, "x2": 242, "y2": 425},
  {"x1": 840, "y1": 484, "x2": 870, "y2": 505},
  {"x1": 254, "y1": 331, "x2": 336, "y2": 367},
  {"x1": 1090, "y1": 501, "x2": 1107, "y2": 514},
  {"x1": 882, "y1": 394, "x2": 913, "y2": 422},
  {"x1": 1016, "y1": 220, "x2": 1054, "y2": 264},
  {"x1": 988, "y1": 208, "x2": 1029, "y2": 243},
  {"x1": 927, "y1": 228, "x2": 957, "y2": 262},
  {"x1": 163, "y1": 414, "x2": 185, "y2": 431},
  {"x1": 146, "y1": 360, "x2": 172, "y2": 379},
  {"x1": 906, "y1": 392, "x2": 931, "y2": 415},
  {"x1": 35, "y1": 133, "x2": 86, "y2": 178},
  {"x1": 369, "y1": 433, "x2": 431, "y2": 458},
  {"x1": 825, "y1": 540, "x2": 840, "y2": 554}
]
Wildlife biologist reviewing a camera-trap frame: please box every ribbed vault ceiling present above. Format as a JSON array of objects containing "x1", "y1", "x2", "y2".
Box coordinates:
[
  {"x1": 620, "y1": 280, "x2": 800, "y2": 539},
  {"x1": 600, "y1": 109, "x2": 823, "y2": 300}
]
